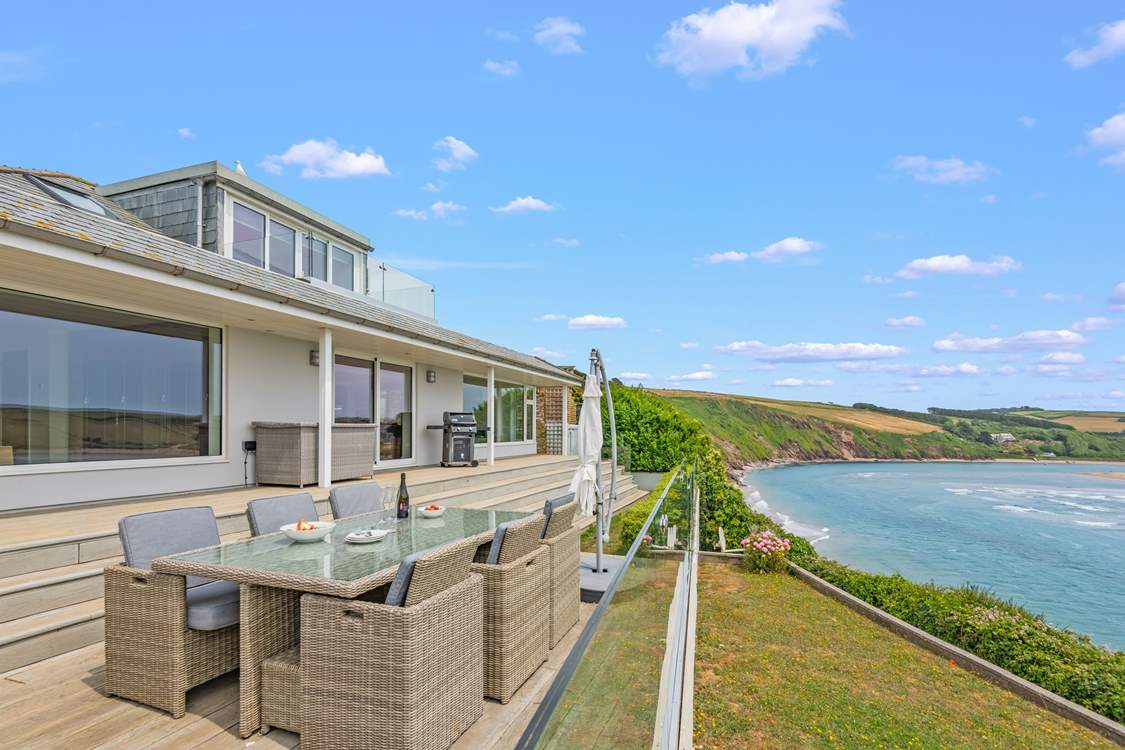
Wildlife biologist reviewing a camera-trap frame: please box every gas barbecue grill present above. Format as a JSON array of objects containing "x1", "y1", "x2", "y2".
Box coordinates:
[{"x1": 426, "y1": 412, "x2": 480, "y2": 467}]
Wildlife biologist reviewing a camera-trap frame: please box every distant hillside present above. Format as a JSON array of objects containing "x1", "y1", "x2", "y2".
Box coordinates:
[{"x1": 650, "y1": 390, "x2": 1125, "y2": 468}]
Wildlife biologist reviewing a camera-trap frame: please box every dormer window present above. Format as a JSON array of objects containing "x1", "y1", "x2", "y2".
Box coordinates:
[
  {"x1": 305, "y1": 237, "x2": 328, "y2": 281},
  {"x1": 27, "y1": 175, "x2": 114, "y2": 218},
  {"x1": 332, "y1": 245, "x2": 354, "y2": 291},
  {"x1": 232, "y1": 202, "x2": 265, "y2": 267}
]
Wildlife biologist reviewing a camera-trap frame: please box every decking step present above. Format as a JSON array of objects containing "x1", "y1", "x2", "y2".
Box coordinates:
[{"x1": 0, "y1": 599, "x2": 105, "y2": 674}]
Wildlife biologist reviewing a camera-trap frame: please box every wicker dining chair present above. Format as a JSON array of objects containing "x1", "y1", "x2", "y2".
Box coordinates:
[
  {"x1": 471, "y1": 513, "x2": 550, "y2": 703},
  {"x1": 246, "y1": 492, "x2": 318, "y2": 536},
  {"x1": 540, "y1": 494, "x2": 581, "y2": 648},
  {"x1": 258, "y1": 536, "x2": 485, "y2": 750},
  {"x1": 328, "y1": 482, "x2": 389, "y2": 519},
  {"x1": 104, "y1": 507, "x2": 239, "y2": 718}
]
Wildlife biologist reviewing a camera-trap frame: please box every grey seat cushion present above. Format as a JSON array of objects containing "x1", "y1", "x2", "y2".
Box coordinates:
[
  {"x1": 384, "y1": 552, "x2": 419, "y2": 607},
  {"x1": 247, "y1": 492, "x2": 318, "y2": 536},
  {"x1": 118, "y1": 506, "x2": 220, "y2": 589},
  {"x1": 329, "y1": 484, "x2": 386, "y2": 520},
  {"x1": 186, "y1": 579, "x2": 240, "y2": 630},
  {"x1": 541, "y1": 492, "x2": 576, "y2": 538}
]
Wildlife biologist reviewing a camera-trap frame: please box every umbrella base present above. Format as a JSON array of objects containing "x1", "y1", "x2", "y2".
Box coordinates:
[{"x1": 579, "y1": 552, "x2": 627, "y2": 603}]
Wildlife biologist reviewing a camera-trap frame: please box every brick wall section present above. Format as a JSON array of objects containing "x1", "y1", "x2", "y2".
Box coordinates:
[{"x1": 535, "y1": 385, "x2": 582, "y2": 454}]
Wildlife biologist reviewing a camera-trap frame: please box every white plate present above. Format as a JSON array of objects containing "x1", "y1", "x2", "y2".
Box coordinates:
[
  {"x1": 418, "y1": 506, "x2": 446, "y2": 518},
  {"x1": 346, "y1": 528, "x2": 390, "y2": 544},
  {"x1": 280, "y1": 521, "x2": 335, "y2": 543}
]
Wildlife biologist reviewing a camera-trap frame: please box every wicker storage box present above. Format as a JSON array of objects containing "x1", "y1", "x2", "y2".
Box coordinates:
[{"x1": 253, "y1": 422, "x2": 375, "y2": 487}]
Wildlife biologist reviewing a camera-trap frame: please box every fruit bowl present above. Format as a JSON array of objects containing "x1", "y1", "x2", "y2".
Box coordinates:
[
  {"x1": 418, "y1": 504, "x2": 446, "y2": 519},
  {"x1": 280, "y1": 520, "x2": 335, "y2": 542}
]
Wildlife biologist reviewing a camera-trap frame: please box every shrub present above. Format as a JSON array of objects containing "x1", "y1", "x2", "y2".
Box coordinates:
[
  {"x1": 602, "y1": 383, "x2": 710, "y2": 472},
  {"x1": 740, "y1": 530, "x2": 791, "y2": 573}
]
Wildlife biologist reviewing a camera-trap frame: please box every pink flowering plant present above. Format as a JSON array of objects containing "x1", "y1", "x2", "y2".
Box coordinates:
[{"x1": 740, "y1": 529, "x2": 792, "y2": 573}]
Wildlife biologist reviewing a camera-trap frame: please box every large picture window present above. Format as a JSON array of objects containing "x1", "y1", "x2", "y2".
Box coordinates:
[
  {"x1": 232, "y1": 202, "x2": 265, "y2": 267},
  {"x1": 269, "y1": 220, "x2": 296, "y2": 277},
  {"x1": 463, "y1": 375, "x2": 489, "y2": 444},
  {"x1": 0, "y1": 289, "x2": 222, "y2": 466},
  {"x1": 331, "y1": 245, "x2": 354, "y2": 291},
  {"x1": 495, "y1": 381, "x2": 534, "y2": 443},
  {"x1": 334, "y1": 356, "x2": 373, "y2": 424},
  {"x1": 379, "y1": 363, "x2": 413, "y2": 461}
]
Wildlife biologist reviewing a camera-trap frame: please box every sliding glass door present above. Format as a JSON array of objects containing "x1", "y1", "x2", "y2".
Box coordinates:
[{"x1": 379, "y1": 362, "x2": 413, "y2": 462}]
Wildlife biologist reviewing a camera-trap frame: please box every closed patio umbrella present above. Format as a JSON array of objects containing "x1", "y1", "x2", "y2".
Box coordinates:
[{"x1": 569, "y1": 368, "x2": 603, "y2": 517}]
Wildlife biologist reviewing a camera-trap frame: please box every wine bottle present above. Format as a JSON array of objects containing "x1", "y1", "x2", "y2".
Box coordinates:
[{"x1": 396, "y1": 473, "x2": 410, "y2": 519}]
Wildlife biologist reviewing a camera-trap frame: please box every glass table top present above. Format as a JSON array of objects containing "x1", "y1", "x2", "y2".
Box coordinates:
[{"x1": 160, "y1": 507, "x2": 529, "y2": 583}]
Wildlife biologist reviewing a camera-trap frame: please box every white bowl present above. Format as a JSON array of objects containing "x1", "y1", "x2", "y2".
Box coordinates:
[
  {"x1": 418, "y1": 505, "x2": 446, "y2": 519},
  {"x1": 345, "y1": 528, "x2": 390, "y2": 544},
  {"x1": 280, "y1": 520, "x2": 335, "y2": 543}
]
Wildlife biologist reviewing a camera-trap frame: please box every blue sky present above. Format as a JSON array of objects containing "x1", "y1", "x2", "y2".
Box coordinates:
[{"x1": 3, "y1": 1, "x2": 1123, "y2": 410}]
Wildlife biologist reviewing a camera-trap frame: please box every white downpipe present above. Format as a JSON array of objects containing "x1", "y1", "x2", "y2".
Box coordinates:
[
  {"x1": 317, "y1": 328, "x2": 333, "y2": 487},
  {"x1": 487, "y1": 366, "x2": 496, "y2": 465}
]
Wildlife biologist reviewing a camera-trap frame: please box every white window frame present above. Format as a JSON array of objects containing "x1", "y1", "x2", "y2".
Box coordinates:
[
  {"x1": 330, "y1": 244, "x2": 356, "y2": 291},
  {"x1": 465, "y1": 371, "x2": 535, "y2": 445},
  {"x1": 376, "y1": 355, "x2": 418, "y2": 467},
  {"x1": 0, "y1": 288, "x2": 230, "y2": 477},
  {"x1": 222, "y1": 191, "x2": 364, "y2": 287}
]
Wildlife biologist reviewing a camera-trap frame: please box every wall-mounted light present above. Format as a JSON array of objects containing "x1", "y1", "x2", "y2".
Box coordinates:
[
  {"x1": 426, "y1": 369, "x2": 437, "y2": 383},
  {"x1": 309, "y1": 350, "x2": 320, "y2": 367}
]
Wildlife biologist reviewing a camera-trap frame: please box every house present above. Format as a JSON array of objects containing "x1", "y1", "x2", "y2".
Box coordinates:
[
  {"x1": 990, "y1": 433, "x2": 1016, "y2": 444},
  {"x1": 0, "y1": 164, "x2": 580, "y2": 512}
]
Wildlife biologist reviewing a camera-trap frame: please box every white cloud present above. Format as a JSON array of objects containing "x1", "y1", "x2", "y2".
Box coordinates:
[
  {"x1": 618, "y1": 372, "x2": 651, "y2": 382},
  {"x1": 772, "y1": 377, "x2": 833, "y2": 387},
  {"x1": 897, "y1": 382, "x2": 923, "y2": 393},
  {"x1": 485, "y1": 28, "x2": 519, "y2": 42},
  {"x1": 0, "y1": 49, "x2": 45, "y2": 84},
  {"x1": 895, "y1": 290, "x2": 920, "y2": 299},
  {"x1": 1064, "y1": 19, "x2": 1125, "y2": 69},
  {"x1": 530, "y1": 346, "x2": 564, "y2": 361},
  {"x1": 554, "y1": 237, "x2": 580, "y2": 247},
  {"x1": 432, "y1": 136, "x2": 478, "y2": 172},
  {"x1": 980, "y1": 194, "x2": 998, "y2": 205},
  {"x1": 1017, "y1": 115, "x2": 1037, "y2": 128},
  {"x1": 717, "y1": 340, "x2": 907, "y2": 361},
  {"x1": 394, "y1": 208, "x2": 428, "y2": 221},
  {"x1": 996, "y1": 366, "x2": 1019, "y2": 376},
  {"x1": 568, "y1": 314, "x2": 627, "y2": 330},
  {"x1": 483, "y1": 59, "x2": 520, "y2": 78},
  {"x1": 1030, "y1": 363, "x2": 1074, "y2": 376},
  {"x1": 892, "y1": 155, "x2": 994, "y2": 184},
  {"x1": 1042, "y1": 352, "x2": 1086, "y2": 364},
  {"x1": 1072, "y1": 316, "x2": 1116, "y2": 332},
  {"x1": 430, "y1": 200, "x2": 466, "y2": 219},
  {"x1": 1110, "y1": 282, "x2": 1125, "y2": 310},
  {"x1": 260, "y1": 138, "x2": 390, "y2": 178},
  {"x1": 421, "y1": 182, "x2": 442, "y2": 193},
  {"x1": 1116, "y1": 356, "x2": 1125, "y2": 364},
  {"x1": 668, "y1": 370, "x2": 718, "y2": 382},
  {"x1": 932, "y1": 329, "x2": 1087, "y2": 353},
  {"x1": 1087, "y1": 112, "x2": 1125, "y2": 168},
  {"x1": 895, "y1": 254, "x2": 1020, "y2": 279},
  {"x1": 703, "y1": 251, "x2": 749, "y2": 264},
  {"x1": 864, "y1": 274, "x2": 893, "y2": 285},
  {"x1": 886, "y1": 315, "x2": 925, "y2": 328},
  {"x1": 836, "y1": 362, "x2": 913, "y2": 374},
  {"x1": 491, "y1": 196, "x2": 557, "y2": 214},
  {"x1": 655, "y1": 0, "x2": 847, "y2": 79},
  {"x1": 917, "y1": 362, "x2": 980, "y2": 377},
  {"x1": 750, "y1": 236, "x2": 823, "y2": 263},
  {"x1": 177, "y1": 127, "x2": 196, "y2": 139},
  {"x1": 1042, "y1": 292, "x2": 1083, "y2": 303},
  {"x1": 680, "y1": 342, "x2": 701, "y2": 350},
  {"x1": 533, "y1": 16, "x2": 585, "y2": 55},
  {"x1": 537, "y1": 313, "x2": 567, "y2": 321},
  {"x1": 728, "y1": 378, "x2": 747, "y2": 385}
]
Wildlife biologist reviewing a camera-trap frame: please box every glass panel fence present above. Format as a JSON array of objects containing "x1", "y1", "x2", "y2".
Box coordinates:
[
  {"x1": 367, "y1": 260, "x2": 436, "y2": 319},
  {"x1": 519, "y1": 463, "x2": 697, "y2": 750}
]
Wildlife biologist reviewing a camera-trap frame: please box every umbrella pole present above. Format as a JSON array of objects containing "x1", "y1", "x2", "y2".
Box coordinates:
[
  {"x1": 596, "y1": 352, "x2": 617, "y2": 544},
  {"x1": 590, "y1": 351, "x2": 607, "y2": 573}
]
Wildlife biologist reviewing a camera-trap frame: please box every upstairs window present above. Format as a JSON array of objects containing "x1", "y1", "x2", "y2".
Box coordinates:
[
  {"x1": 269, "y1": 220, "x2": 295, "y2": 276},
  {"x1": 305, "y1": 237, "x2": 328, "y2": 281},
  {"x1": 232, "y1": 202, "x2": 265, "y2": 267},
  {"x1": 332, "y1": 246, "x2": 354, "y2": 291}
]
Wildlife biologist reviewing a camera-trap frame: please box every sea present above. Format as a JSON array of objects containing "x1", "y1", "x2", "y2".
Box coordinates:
[{"x1": 745, "y1": 461, "x2": 1125, "y2": 650}]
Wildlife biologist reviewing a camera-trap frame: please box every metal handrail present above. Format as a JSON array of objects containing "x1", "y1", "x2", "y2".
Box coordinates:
[{"x1": 515, "y1": 464, "x2": 685, "y2": 750}]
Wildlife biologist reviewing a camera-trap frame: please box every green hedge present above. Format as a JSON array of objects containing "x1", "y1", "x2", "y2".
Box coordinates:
[
  {"x1": 792, "y1": 554, "x2": 1125, "y2": 722},
  {"x1": 603, "y1": 384, "x2": 710, "y2": 472}
]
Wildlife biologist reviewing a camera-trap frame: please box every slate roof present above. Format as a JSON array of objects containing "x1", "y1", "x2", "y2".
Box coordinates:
[{"x1": 0, "y1": 166, "x2": 578, "y2": 384}]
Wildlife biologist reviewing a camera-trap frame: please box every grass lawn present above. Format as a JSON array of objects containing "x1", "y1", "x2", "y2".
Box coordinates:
[
  {"x1": 694, "y1": 563, "x2": 1116, "y2": 750},
  {"x1": 537, "y1": 557, "x2": 681, "y2": 749}
]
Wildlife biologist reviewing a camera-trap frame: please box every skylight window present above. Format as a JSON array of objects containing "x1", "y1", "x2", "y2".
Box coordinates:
[{"x1": 27, "y1": 175, "x2": 114, "y2": 218}]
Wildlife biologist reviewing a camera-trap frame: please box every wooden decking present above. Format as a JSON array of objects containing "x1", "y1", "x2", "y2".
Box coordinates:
[{"x1": 0, "y1": 602, "x2": 594, "y2": 750}]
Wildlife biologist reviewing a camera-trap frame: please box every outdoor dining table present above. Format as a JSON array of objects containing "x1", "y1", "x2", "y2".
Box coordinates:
[{"x1": 152, "y1": 506, "x2": 530, "y2": 738}]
